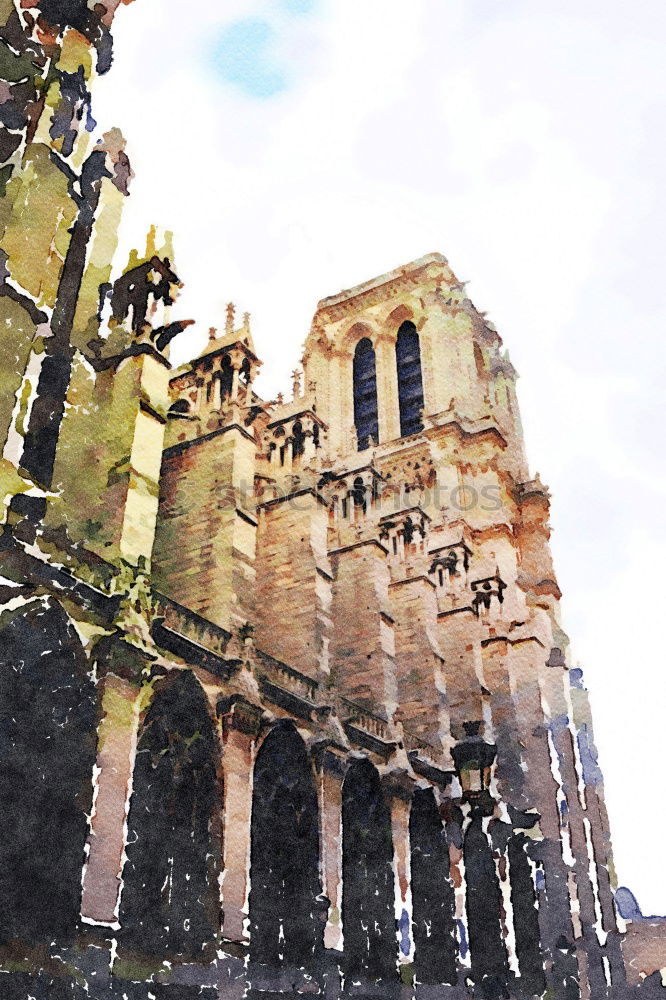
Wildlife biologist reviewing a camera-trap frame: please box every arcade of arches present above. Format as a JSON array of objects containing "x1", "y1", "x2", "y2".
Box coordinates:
[{"x1": 0, "y1": 599, "x2": 551, "y2": 998}]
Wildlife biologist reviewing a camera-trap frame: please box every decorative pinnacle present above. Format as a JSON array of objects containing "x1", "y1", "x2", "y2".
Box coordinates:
[
  {"x1": 225, "y1": 302, "x2": 235, "y2": 335},
  {"x1": 208, "y1": 326, "x2": 217, "y2": 341},
  {"x1": 243, "y1": 311, "x2": 251, "y2": 332}
]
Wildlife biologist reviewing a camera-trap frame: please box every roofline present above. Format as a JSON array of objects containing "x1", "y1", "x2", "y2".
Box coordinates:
[{"x1": 315, "y1": 252, "x2": 448, "y2": 310}]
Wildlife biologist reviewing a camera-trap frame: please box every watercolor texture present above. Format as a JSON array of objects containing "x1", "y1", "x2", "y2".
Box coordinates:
[{"x1": 0, "y1": 2, "x2": 663, "y2": 999}]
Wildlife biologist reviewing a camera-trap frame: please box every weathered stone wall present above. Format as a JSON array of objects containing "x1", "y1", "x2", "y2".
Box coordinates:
[
  {"x1": 254, "y1": 488, "x2": 331, "y2": 682},
  {"x1": 153, "y1": 424, "x2": 256, "y2": 631}
]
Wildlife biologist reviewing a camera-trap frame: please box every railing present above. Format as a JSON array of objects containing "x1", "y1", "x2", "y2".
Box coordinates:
[
  {"x1": 256, "y1": 650, "x2": 319, "y2": 703},
  {"x1": 402, "y1": 728, "x2": 435, "y2": 754},
  {"x1": 340, "y1": 698, "x2": 392, "y2": 742},
  {"x1": 153, "y1": 592, "x2": 231, "y2": 658}
]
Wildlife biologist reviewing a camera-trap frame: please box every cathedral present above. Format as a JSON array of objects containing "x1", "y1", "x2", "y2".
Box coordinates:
[{"x1": 0, "y1": 2, "x2": 635, "y2": 999}]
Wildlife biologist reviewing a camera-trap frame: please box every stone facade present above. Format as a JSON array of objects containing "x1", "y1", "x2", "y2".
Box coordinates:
[{"x1": 0, "y1": 3, "x2": 636, "y2": 999}]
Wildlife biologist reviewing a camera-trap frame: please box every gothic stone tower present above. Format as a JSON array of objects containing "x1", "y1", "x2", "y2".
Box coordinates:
[
  {"x1": 0, "y1": 4, "x2": 628, "y2": 998},
  {"x1": 147, "y1": 253, "x2": 626, "y2": 1000}
]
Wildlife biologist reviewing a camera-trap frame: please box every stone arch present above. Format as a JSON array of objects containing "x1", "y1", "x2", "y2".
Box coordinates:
[
  {"x1": 342, "y1": 757, "x2": 396, "y2": 983},
  {"x1": 342, "y1": 320, "x2": 377, "y2": 353},
  {"x1": 395, "y1": 320, "x2": 425, "y2": 437},
  {"x1": 353, "y1": 337, "x2": 379, "y2": 451},
  {"x1": 0, "y1": 598, "x2": 98, "y2": 946},
  {"x1": 409, "y1": 787, "x2": 458, "y2": 986},
  {"x1": 249, "y1": 721, "x2": 322, "y2": 969},
  {"x1": 464, "y1": 815, "x2": 509, "y2": 999},
  {"x1": 385, "y1": 303, "x2": 415, "y2": 330},
  {"x1": 119, "y1": 669, "x2": 220, "y2": 960}
]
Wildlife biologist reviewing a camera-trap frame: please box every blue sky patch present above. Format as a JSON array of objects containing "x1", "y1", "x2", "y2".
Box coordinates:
[
  {"x1": 212, "y1": 18, "x2": 287, "y2": 99},
  {"x1": 279, "y1": 0, "x2": 318, "y2": 14}
]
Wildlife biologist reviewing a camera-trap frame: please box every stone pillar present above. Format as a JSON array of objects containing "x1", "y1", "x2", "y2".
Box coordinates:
[
  {"x1": 153, "y1": 421, "x2": 257, "y2": 632},
  {"x1": 384, "y1": 774, "x2": 415, "y2": 968},
  {"x1": 490, "y1": 635, "x2": 582, "y2": 1000},
  {"x1": 302, "y1": 419, "x2": 318, "y2": 466},
  {"x1": 542, "y1": 665, "x2": 606, "y2": 1000},
  {"x1": 255, "y1": 488, "x2": 332, "y2": 683},
  {"x1": 315, "y1": 746, "x2": 345, "y2": 951},
  {"x1": 218, "y1": 696, "x2": 263, "y2": 944},
  {"x1": 331, "y1": 347, "x2": 351, "y2": 458},
  {"x1": 436, "y1": 608, "x2": 485, "y2": 740},
  {"x1": 231, "y1": 360, "x2": 240, "y2": 402},
  {"x1": 419, "y1": 301, "x2": 480, "y2": 418},
  {"x1": 374, "y1": 333, "x2": 400, "y2": 443},
  {"x1": 212, "y1": 371, "x2": 222, "y2": 409},
  {"x1": 390, "y1": 570, "x2": 452, "y2": 756},
  {"x1": 569, "y1": 675, "x2": 624, "y2": 991},
  {"x1": 330, "y1": 538, "x2": 398, "y2": 714},
  {"x1": 81, "y1": 671, "x2": 145, "y2": 925}
]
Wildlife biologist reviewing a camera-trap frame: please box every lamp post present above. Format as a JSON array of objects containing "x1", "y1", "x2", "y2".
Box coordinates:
[{"x1": 452, "y1": 721, "x2": 497, "y2": 811}]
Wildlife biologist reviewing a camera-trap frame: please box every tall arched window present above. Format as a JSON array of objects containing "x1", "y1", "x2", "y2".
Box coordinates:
[
  {"x1": 464, "y1": 815, "x2": 509, "y2": 999},
  {"x1": 0, "y1": 599, "x2": 98, "y2": 947},
  {"x1": 353, "y1": 337, "x2": 379, "y2": 451},
  {"x1": 342, "y1": 758, "x2": 396, "y2": 984},
  {"x1": 410, "y1": 788, "x2": 458, "y2": 986},
  {"x1": 396, "y1": 321, "x2": 424, "y2": 437},
  {"x1": 249, "y1": 723, "x2": 322, "y2": 969},
  {"x1": 508, "y1": 833, "x2": 545, "y2": 995},
  {"x1": 120, "y1": 671, "x2": 220, "y2": 959}
]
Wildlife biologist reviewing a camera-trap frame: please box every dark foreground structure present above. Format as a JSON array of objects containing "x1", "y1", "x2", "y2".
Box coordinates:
[{"x1": 0, "y1": 2, "x2": 642, "y2": 999}]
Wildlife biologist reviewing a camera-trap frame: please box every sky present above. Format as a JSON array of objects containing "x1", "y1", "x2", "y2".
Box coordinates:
[{"x1": 94, "y1": 0, "x2": 666, "y2": 913}]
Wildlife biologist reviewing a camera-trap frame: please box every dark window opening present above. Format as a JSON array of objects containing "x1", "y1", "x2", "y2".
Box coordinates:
[
  {"x1": 410, "y1": 788, "x2": 458, "y2": 986},
  {"x1": 120, "y1": 671, "x2": 219, "y2": 960},
  {"x1": 353, "y1": 338, "x2": 379, "y2": 451},
  {"x1": 353, "y1": 476, "x2": 367, "y2": 513},
  {"x1": 342, "y1": 758, "x2": 396, "y2": 983},
  {"x1": 220, "y1": 354, "x2": 233, "y2": 399},
  {"x1": 396, "y1": 321, "x2": 424, "y2": 437},
  {"x1": 292, "y1": 420, "x2": 305, "y2": 461},
  {"x1": 250, "y1": 724, "x2": 322, "y2": 968}
]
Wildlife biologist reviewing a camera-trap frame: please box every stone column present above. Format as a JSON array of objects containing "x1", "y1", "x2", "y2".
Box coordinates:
[
  {"x1": 374, "y1": 333, "x2": 400, "y2": 444},
  {"x1": 218, "y1": 695, "x2": 263, "y2": 944},
  {"x1": 302, "y1": 419, "x2": 318, "y2": 466},
  {"x1": 331, "y1": 347, "x2": 351, "y2": 458},
  {"x1": 330, "y1": 538, "x2": 398, "y2": 713},
  {"x1": 212, "y1": 371, "x2": 222, "y2": 409},
  {"x1": 231, "y1": 361, "x2": 240, "y2": 401},
  {"x1": 445, "y1": 806, "x2": 471, "y2": 976},
  {"x1": 255, "y1": 488, "x2": 332, "y2": 683},
  {"x1": 315, "y1": 745, "x2": 346, "y2": 951},
  {"x1": 390, "y1": 569, "x2": 451, "y2": 755},
  {"x1": 384, "y1": 772, "x2": 415, "y2": 968},
  {"x1": 81, "y1": 670, "x2": 145, "y2": 925}
]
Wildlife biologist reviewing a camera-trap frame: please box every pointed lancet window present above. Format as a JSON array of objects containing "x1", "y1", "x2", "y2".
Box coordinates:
[
  {"x1": 396, "y1": 320, "x2": 424, "y2": 437},
  {"x1": 353, "y1": 337, "x2": 379, "y2": 451}
]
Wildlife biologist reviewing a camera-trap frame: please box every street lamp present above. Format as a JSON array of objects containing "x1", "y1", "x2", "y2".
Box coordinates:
[{"x1": 452, "y1": 722, "x2": 497, "y2": 801}]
